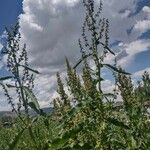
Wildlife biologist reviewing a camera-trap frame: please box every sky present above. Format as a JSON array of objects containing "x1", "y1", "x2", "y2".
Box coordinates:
[
  {"x1": 0, "y1": 0, "x2": 150, "y2": 111},
  {"x1": 0, "y1": 0, "x2": 23, "y2": 34}
]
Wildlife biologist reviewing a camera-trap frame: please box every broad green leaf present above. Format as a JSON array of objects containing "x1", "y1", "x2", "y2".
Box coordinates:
[
  {"x1": 23, "y1": 86, "x2": 40, "y2": 113},
  {"x1": 107, "y1": 117, "x2": 130, "y2": 130},
  {"x1": 0, "y1": 76, "x2": 13, "y2": 81},
  {"x1": 28, "y1": 102, "x2": 41, "y2": 114},
  {"x1": 49, "y1": 123, "x2": 83, "y2": 150},
  {"x1": 103, "y1": 64, "x2": 131, "y2": 75}
]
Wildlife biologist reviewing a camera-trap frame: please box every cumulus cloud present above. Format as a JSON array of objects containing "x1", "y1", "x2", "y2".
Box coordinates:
[
  {"x1": 134, "y1": 20, "x2": 150, "y2": 33},
  {"x1": 143, "y1": 6, "x2": 150, "y2": 16},
  {"x1": 133, "y1": 67, "x2": 150, "y2": 78},
  {"x1": 19, "y1": 0, "x2": 84, "y2": 69},
  {"x1": 120, "y1": 9, "x2": 131, "y2": 18},
  {"x1": 102, "y1": 80, "x2": 114, "y2": 92},
  {"x1": 125, "y1": 39, "x2": 150, "y2": 55},
  {"x1": 17, "y1": 0, "x2": 149, "y2": 107},
  {"x1": 0, "y1": 43, "x2": 3, "y2": 69},
  {"x1": 0, "y1": 0, "x2": 149, "y2": 110},
  {"x1": 133, "y1": 6, "x2": 150, "y2": 34},
  {"x1": 0, "y1": 43, "x2": 3, "y2": 50},
  {"x1": 105, "y1": 38, "x2": 150, "y2": 68},
  {"x1": 0, "y1": 78, "x2": 19, "y2": 111},
  {"x1": 117, "y1": 39, "x2": 150, "y2": 67}
]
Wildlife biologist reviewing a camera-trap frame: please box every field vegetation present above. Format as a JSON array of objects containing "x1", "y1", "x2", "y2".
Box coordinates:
[{"x1": 0, "y1": 0, "x2": 150, "y2": 149}]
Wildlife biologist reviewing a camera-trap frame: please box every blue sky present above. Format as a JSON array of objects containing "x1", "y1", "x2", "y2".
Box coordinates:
[
  {"x1": 0, "y1": 0, "x2": 23, "y2": 78},
  {"x1": 0, "y1": 0, "x2": 150, "y2": 110},
  {"x1": 0, "y1": 0, "x2": 23, "y2": 34}
]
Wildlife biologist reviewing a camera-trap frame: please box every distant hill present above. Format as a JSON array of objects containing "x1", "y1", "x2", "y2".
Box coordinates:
[
  {"x1": 0, "y1": 107, "x2": 53, "y2": 118},
  {"x1": 0, "y1": 111, "x2": 16, "y2": 118}
]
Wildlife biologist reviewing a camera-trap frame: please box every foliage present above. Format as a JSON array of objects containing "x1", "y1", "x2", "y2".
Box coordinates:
[{"x1": 0, "y1": 0, "x2": 150, "y2": 150}]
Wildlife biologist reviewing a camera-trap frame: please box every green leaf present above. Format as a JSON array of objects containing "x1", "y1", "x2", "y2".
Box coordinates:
[
  {"x1": 44, "y1": 118, "x2": 50, "y2": 128},
  {"x1": 23, "y1": 86, "x2": 40, "y2": 114},
  {"x1": 62, "y1": 143, "x2": 93, "y2": 150},
  {"x1": 0, "y1": 76, "x2": 13, "y2": 81},
  {"x1": 103, "y1": 64, "x2": 131, "y2": 75},
  {"x1": 28, "y1": 102, "x2": 41, "y2": 114},
  {"x1": 106, "y1": 117, "x2": 130, "y2": 130},
  {"x1": 49, "y1": 123, "x2": 83, "y2": 150},
  {"x1": 8, "y1": 127, "x2": 26, "y2": 150},
  {"x1": 130, "y1": 136, "x2": 137, "y2": 149},
  {"x1": 31, "y1": 117, "x2": 38, "y2": 123},
  {"x1": 28, "y1": 126, "x2": 38, "y2": 149},
  {"x1": 19, "y1": 64, "x2": 40, "y2": 74}
]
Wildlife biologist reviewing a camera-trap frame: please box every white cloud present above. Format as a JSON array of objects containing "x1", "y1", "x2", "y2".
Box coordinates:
[
  {"x1": 134, "y1": 20, "x2": 150, "y2": 33},
  {"x1": 53, "y1": 0, "x2": 79, "y2": 6},
  {"x1": 0, "y1": 78, "x2": 19, "y2": 111},
  {"x1": 143, "y1": 6, "x2": 150, "y2": 16},
  {"x1": 118, "y1": 39, "x2": 150, "y2": 67},
  {"x1": 0, "y1": 43, "x2": 3, "y2": 50},
  {"x1": 102, "y1": 80, "x2": 114, "y2": 92},
  {"x1": 120, "y1": 10, "x2": 131, "y2": 18},
  {"x1": 1, "y1": 0, "x2": 149, "y2": 110},
  {"x1": 17, "y1": 0, "x2": 149, "y2": 107},
  {"x1": 102, "y1": 79, "x2": 122, "y2": 102},
  {"x1": 0, "y1": 43, "x2": 4, "y2": 69},
  {"x1": 125, "y1": 39, "x2": 150, "y2": 55},
  {"x1": 133, "y1": 6, "x2": 150, "y2": 34},
  {"x1": 133, "y1": 67, "x2": 150, "y2": 78}
]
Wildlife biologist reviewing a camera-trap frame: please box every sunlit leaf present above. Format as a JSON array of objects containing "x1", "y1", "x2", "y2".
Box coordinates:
[
  {"x1": 49, "y1": 123, "x2": 83, "y2": 150},
  {"x1": 23, "y1": 86, "x2": 41, "y2": 114}
]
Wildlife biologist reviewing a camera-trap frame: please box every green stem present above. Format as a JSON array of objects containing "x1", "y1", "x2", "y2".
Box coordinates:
[{"x1": 12, "y1": 45, "x2": 29, "y2": 122}]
